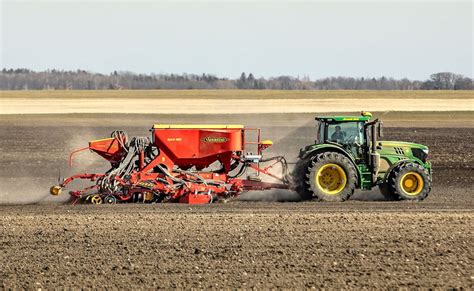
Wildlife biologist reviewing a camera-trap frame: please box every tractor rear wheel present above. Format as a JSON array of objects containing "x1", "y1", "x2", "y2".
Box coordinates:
[
  {"x1": 307, "y1": 152, "x2": 357, "y2": 202},
  {"x1": 291, "y1": 157, "x2": 314, "y2": 200},
  {"x1": 389, "y1": 162, "x2": 431, "y2": 201}
]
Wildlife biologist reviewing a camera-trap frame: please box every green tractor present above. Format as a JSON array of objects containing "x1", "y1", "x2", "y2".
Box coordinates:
[{"x1": 292, "y1": 112, "x2": 432, "y2": 201}]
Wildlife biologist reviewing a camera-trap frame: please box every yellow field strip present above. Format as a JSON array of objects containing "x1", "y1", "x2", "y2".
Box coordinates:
[
  {"x1": 1, "y1": 98, "x2": 472, "y2": 114},
  {"x1": 1, "y1": 90, "x2": 473, "y2": 99}
]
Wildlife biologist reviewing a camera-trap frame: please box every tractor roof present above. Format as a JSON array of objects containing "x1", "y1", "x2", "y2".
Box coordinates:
[
  {"x1": 315, "y1": 116, "x2": 372, "y2": 122},
  {"x1": 316, "y1": 111, "x2": 373, "y2": 122}
]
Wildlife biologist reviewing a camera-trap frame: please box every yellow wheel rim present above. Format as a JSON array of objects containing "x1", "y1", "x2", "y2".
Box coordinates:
[
  {"x1": 316, "y1": 163, "x2": 347, "y2": 195},
  {"x1": 90, "y1": 195, "x2": 103, "y2": 204},
  {"x1": 400, "y1": 172, "x2": 424, "y2": 196},
  {"x1": 143, "y1": 192, "x2": 154, "y2": 202},
  {"x1": 50, "y1": 185, "x2": 62, "y2": 196}
]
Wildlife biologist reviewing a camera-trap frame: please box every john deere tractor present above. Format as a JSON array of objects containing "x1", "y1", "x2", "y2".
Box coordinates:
[{"x1": 292, "y1": 112, "x2": 432, "y2": 201}]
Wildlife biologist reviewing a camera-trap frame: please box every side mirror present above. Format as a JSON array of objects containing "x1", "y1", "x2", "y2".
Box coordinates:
[{"x1": 377, "y1": 122, "x2": 384, "y2": 138}]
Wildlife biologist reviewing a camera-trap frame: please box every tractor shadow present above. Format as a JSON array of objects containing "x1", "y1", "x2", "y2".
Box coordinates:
[{"x1": 238, "y1": 189, "x2": 395, "y2": 202}]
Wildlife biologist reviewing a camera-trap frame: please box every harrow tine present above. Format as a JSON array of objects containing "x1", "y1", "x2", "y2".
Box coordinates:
[{"x1": 57, "y1": 168, "x2": 63, "y2": 184}]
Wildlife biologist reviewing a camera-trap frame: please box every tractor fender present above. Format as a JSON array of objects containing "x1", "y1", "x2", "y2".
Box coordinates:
[
  {"x1": 300, "y1": 144, "x2": 361, "y2": 186},
  {"x1": 381, "y1": 159, "x2": 424, "y2": 183}
]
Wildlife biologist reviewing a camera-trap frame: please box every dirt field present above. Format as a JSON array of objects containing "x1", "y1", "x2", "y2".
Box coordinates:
[
  {"x1": 1, "y1": 204, "x2": 472, "y2": 289},
  {"x1": 1, "y1": 111, "x2": 473, "y2": 288}
]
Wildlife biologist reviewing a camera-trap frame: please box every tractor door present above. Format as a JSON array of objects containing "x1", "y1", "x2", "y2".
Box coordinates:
[{"x1": 326, "y1": 121, "x2": 366, "y2": 162}]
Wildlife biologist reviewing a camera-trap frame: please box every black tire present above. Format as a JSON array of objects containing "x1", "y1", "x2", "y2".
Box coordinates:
[
  {"x1": 104, "y1": 195, "x2": 117, "y2": 204},
  {"x1": 307, "y1": 152, "x2": 357, "y2": 202},
  {"x1": 389, "y1": 162, "x2": 431, "y2": 201},
  {"x1": 291, "y1": 157, "x2": 314, "y2": 200}
]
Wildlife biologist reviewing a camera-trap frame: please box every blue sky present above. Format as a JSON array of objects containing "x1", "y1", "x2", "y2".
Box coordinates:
[{"x1": 1, "y1": 1, "x2": 472, "y2": 79}]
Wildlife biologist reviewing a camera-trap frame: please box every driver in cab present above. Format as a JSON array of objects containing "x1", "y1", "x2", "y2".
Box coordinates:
[{"x1": 331, "y1": 125, "x2": 346, "y2": 141}]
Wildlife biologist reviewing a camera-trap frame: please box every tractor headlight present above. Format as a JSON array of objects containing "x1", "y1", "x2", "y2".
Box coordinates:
[{"x1": 422, "y1": 148, "x2": 429, "y2": 161}]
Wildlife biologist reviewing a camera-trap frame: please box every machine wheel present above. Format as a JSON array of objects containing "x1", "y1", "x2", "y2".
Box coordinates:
[
  {"x1": 389, "y1": 162, "x2": 431, "y2": 201},
  {"x1": 143, "y1": 191, "x2": 156, "y2": 203},
  {"x1": 307, "y1": 152, "x2": 357, "y2": 202},
  {"x1": 90, "y1": 194, "x2": 103, "y2": 204},
  {"x1": 291, "y1": 157, "x2": 314, "y2": 200},
  {"x1": 104, "y1": 195, "x2": 117, "y2": 204}
]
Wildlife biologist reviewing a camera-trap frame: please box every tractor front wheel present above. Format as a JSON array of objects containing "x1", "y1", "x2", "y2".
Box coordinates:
[
  {"x1": 389, "y1": 162, "x2": 431, "y2": 201},
  {"x1": 307, "y1": 152, "x2": 357, "y2": 202}
]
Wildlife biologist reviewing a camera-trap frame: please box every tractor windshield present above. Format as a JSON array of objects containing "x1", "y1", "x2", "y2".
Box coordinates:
[{"x1": 327, "y1": 122, "x2": 364, "y2": 145}]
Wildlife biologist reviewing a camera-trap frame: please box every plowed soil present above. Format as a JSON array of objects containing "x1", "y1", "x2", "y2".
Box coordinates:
[{"x1": 1, "y1": 112, "x2": 473, "y2": 289}]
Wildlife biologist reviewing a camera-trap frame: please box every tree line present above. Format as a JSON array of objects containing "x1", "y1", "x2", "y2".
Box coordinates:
[{"x1": 1, "y1": 68, "x2": 472, "y2": 90}]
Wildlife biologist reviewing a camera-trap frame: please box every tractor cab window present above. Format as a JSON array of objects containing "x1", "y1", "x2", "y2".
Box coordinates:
[
  {"x1": 326, "y1": 122, "x2": 365, "y2": 158},
  {"x1": 327, "y1": 122, "x2": 363, "y2": 144}
]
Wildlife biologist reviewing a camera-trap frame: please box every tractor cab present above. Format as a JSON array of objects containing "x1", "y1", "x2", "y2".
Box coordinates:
[{"x1": 314, "y1": 112, "x2": 382, "y2": 163}]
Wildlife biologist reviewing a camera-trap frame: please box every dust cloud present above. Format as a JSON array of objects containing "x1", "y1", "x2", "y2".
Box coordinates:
[
  {"x1": 239, "y1": 189, "x2": 301, "y2": 202},
  {"x1": 0, "y1": 177, "x2": 53, "y2": 204},
  {"x1": 351, "y1": 189, "x2": 391, "y2": 201},
  {"x1": 0, "y1": 128, "x2": 105, "y2": 205}
]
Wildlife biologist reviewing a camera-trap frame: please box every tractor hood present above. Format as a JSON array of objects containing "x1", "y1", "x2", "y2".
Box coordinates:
[
  {"x1": 379, "y1": 141, "x2": 428, "y2": 151},
  {"x1": 378, "y1": 141, "x2": 429, "y2": 162}
]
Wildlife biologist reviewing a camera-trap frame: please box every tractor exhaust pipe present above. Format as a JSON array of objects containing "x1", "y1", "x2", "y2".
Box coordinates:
[
  {"x1": 371, "y1": 120, "x2": 377, "y2": 153},
  {"x1": 369, "y1": 120, "x2": 381, "y2": 183}
]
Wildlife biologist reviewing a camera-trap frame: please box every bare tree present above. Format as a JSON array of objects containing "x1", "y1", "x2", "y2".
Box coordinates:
[
  {"x1": 0, "y1": 68, "x2": 471, "y2": 90},
  {"x1": 429, "y1": 72, "x2": 464, "y2": 89}
]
